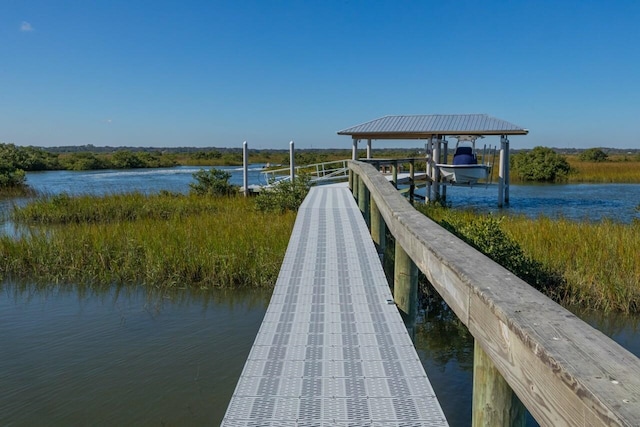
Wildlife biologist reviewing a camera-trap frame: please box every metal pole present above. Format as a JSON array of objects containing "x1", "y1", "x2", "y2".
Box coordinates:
[
  {"x1": 352, "y1": 139, "x2": 358, "y2": 161},
  {"x1": 289, "y1": 140, "x2": 295, "y2": 184},
  {"x1": 367, "y1": 139, "x2": 372, "y2": 159},
  {"x1": 243, "y1": 141, "x2": 249, "y2": 197}
]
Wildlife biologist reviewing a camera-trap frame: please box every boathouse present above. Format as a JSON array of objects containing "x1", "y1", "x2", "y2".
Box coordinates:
[{"x1": 337, "y1": 114, "x2": 528, "y2": 206}]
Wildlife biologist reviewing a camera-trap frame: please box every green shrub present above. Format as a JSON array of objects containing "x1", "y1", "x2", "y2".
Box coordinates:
[
  {"x1": 579, "y1": 148, "x2": 608, "y2": 162},
  {"x1": 189, "y1": 168, "x2": 236, "y2": 196},
  {"x1": 0, "y1": 159, "x2": 26, "y2": 188},
  {"x1": 511, "y1": 146, "x2": 571, "y2": 182},
  {"x1": 255, "y1": 175, "x2": 311, "y2": 213},
  {"x1": 417, "y1": 204, "x2": 564, "y2": 295}
]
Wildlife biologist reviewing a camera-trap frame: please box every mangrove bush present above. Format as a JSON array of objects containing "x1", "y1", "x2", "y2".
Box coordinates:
[
  {"x1": 255, "y1": 175, "x2": 311, "y2": 213},
  {"x1": 511, "y1": 146, "x2": 571, "y2": 182},
  {"x1": 189, "y1": 168, "x2": 236, "y2": 196}
]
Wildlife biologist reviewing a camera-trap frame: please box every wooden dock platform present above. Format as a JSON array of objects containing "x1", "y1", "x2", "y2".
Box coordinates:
[{"x1": 222, "y1": 186, "x2": 447, "y2": 426}]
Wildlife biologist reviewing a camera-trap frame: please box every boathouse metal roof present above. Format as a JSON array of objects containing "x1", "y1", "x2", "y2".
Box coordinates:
[{"x1": 337, "y1": 114, "x2": 528, "y2": 139}]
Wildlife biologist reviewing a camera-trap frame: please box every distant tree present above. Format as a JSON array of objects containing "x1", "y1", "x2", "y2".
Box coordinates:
[
  {"x1": 111, "y1": 150, "x2": 145, "y2": 169},
  {"x1": 511, "y1": 146, "x2": 571, "y2": 182},
  {"x1": 0, "y1": 143, "x2": 27, "y2": 188},
  {"x1": 579, "y1": 148, "x2": 608, "y2": 162},
  {"x1": 60, "y1": 152, "x2": 110, "y2": 170}
]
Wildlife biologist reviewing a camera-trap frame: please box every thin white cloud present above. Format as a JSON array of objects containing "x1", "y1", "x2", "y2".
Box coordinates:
[{"x1": 20, "y1": 21, "x2": 34, "y2": 32}]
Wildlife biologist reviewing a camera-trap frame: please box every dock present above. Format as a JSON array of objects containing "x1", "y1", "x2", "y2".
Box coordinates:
[{"x1": 222, "y1": 185, "x2": 448, "y2": 426}]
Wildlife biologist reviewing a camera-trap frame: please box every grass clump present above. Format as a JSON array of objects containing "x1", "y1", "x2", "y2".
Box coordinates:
[
  {"x1": 418, "y1": 203, "x2": 640, "y2": 313},
  {"x1": 255, "y1": 175, "x2": 311, "y2": 213},
  {"x1": 189, "y1": 168, "x2": 237, "y2": 196},
  {"x1": 2, "y1": 194, "x2": 296, "y2": 289}
]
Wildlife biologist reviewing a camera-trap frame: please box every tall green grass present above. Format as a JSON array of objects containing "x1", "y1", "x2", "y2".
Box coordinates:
[
  {"x1": 2, "y1": 194, "x2": 296, "y2": 289},
  {"x1": 501, "y1": 215, "x2": 640, "y2": 313},
  {"x1": 567, "y1": 159, "x2": 640, "y2": 183},
  {"x1": 418, "y1": 204, "x2": 640, "y2": 313}
]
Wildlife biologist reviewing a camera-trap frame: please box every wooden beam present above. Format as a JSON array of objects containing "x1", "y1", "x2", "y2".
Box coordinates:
[{"x1": 350, "y1": 161, "x2": 640, "y2": 426}]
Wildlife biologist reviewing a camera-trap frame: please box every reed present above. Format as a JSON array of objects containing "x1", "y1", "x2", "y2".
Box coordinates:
[
  {"x1": 11, "y1": 191, "x2": 221, "y2": 224},
  {"x1": 566, "y1": 159, "x2": 640, "y2": 183},
  {"x1": 501, "y1": 215, "x2": 640, "y2": 313},
  {"x1": 418, "y1": 204, "x2": 640, "y2": 313},
  {"x1": 2, "y1": 195, "x2": 296, "y2": 289}
]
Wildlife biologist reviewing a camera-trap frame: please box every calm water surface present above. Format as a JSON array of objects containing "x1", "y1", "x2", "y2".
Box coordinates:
[
  {"x1": 1, "y1": 167, "x2": 638, "y2": 426},
  {"x1": 0, "y1": 284, "x2": 269, "y2": 426}
]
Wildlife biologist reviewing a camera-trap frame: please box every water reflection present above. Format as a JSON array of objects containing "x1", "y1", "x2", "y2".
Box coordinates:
[
  {"x1": 0, "y1": 282, "x2": 270, "y2": 426},
  {"x1": 415, "y1": 288, "x2": 474, "y2": 426}
]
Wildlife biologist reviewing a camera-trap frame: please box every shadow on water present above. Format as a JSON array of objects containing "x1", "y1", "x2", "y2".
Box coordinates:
[{"x1": 0, "y1": 282, "x2": 271, "y2": 426}]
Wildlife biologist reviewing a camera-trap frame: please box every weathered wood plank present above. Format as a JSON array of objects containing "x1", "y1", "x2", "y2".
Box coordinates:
[{"x1": 350, "y1": 160, "x2": 640, "y2": 427}]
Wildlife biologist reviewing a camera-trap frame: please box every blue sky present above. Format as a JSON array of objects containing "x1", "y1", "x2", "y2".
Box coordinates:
[{"x1": 2, "y1": 0, "x2": 639, "y2": 149}]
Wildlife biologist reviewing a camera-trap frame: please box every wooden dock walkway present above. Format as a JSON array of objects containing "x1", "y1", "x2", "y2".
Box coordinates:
[{"x1": 223, "y1": 186, "x2": 447, "y2": 426}]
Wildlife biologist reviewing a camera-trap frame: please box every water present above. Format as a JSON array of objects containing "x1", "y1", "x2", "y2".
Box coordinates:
[
  {"x1": 0, "y1": 284, "x2": 270, "y2": 426},
  {"x1": 23, "y1": 165, "x2": 268, "y2": 196},
  {"x1": 1, "y1": 167, "x2": 639, "y2": 425},
  {"x1": 420, "y1": 183, "x2": 640, "y2": 223}
]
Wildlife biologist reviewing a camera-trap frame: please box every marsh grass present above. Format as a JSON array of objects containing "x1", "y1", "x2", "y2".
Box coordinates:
[
  {"x1": 11, "y1": 191, "x2": 220, "y2": 224},
  {"x1": 2, "y1": 194, "x2": 295, "y2": 288},
  {"x1": 567, "y1": 159, "x2": 640, "y2": 183},
  {"x1": 418, "y1": 204, "x2": 640, "y2": 313},
  {"x1": 501, "y1": 215, "x2": 640, "y2": 313}
]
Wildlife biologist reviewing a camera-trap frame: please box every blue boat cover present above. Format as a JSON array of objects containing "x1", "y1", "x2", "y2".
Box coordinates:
[{"x1": 452, "y1": 147, "x2": 477, "y2": 165}]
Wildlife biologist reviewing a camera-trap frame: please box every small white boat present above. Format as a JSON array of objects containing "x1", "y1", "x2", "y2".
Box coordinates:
[
  {"x1": 436, "y1": 136, "x2": 492, "y2": 184},
  {"x1": 437, "y1": 163, "x2": 491, "y2": 184}
]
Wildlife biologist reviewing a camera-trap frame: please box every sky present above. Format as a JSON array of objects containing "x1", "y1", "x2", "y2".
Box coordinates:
[{"x1": 1, "y1": 0, "x2": 640, "y2": 149}]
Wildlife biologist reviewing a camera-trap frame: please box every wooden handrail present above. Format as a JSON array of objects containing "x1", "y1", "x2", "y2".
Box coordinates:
[{"x1": 350, "y1": 160, "x2": 640, "y2": 426}]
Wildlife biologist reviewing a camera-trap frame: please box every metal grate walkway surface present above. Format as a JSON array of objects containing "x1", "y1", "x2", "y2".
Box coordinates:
[{"x1": 223, "y1": 186, "x2": 448, "y2": 426}]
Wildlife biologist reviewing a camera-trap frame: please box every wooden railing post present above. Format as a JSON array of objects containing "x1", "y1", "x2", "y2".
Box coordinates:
[
  {"x1": 394, "y1": 241, "x2": 418, "y2": 338},
  {"x1": 409, "y1": 160, "x2": 415, "y2": 204},
  {"x1": 353, "y1": 172, "x2": 360, "y2": 201},
  {"x1": 370, "y1": 196, "x2": 385, "y2": 258},
  {"x1": 358, "y1": 175, "x2": 370, "y2": 226},
  {"x1": 391, "y1": 161, "x2": 398, "y2": 189},
  {"x1": 472, "y1": 341, "x2": 526, "y2": 427}
]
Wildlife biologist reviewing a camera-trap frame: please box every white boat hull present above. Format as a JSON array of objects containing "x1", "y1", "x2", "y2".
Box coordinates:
[{"x1": 436, "y1": 164, "x2": 491, "y2": 184}]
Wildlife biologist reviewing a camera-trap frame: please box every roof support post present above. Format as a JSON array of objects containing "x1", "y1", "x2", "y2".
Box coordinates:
[
  {"x1": 426, "y1": 138, "x2": 433, "y2": 202},
  {"x1": 441, "y1": 138, "x2": 448, "y2": 203},
  {"x1": 352, "y1": 138, "x2": 359, "y2": 161},
  {"x1": 432, "y1": 136, "x2": 441, "y2": 201},
  {"x1": 498, "y1": 136, "x2": 506, "y2": 207},
  {"x1": 366, "y1": 139, "x2": 372, "y2": 159},
  {"x1": 504, "y1": 136, "x2": 510, "y2": 205}
]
